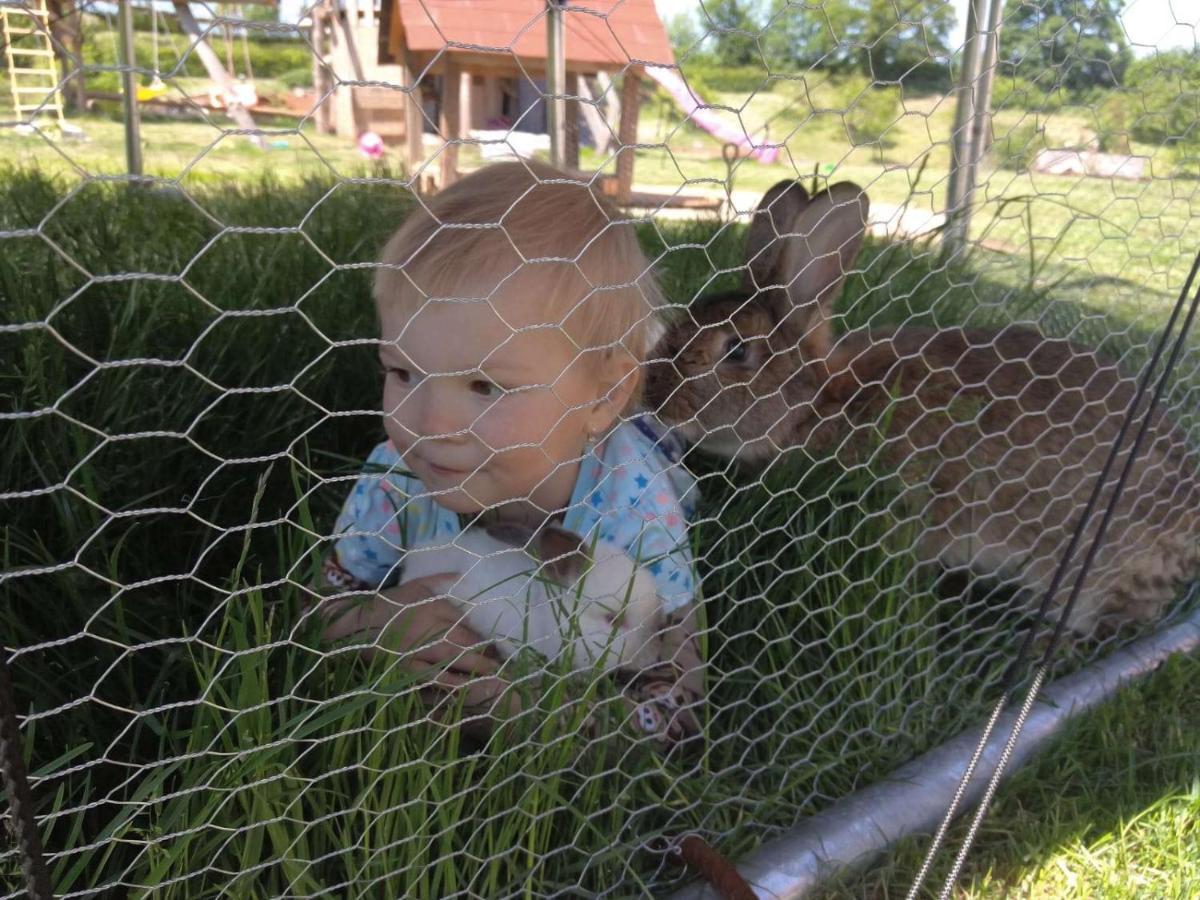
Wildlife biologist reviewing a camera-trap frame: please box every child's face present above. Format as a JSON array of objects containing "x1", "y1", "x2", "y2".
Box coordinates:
[{"x1": 378, "y1": 279, "x2": 615, "y2": 517}]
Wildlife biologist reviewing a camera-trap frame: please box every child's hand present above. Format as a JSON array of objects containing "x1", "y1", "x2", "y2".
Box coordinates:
[{"x1": 311, "y1": 575, "x2": 519, "y2": 714}]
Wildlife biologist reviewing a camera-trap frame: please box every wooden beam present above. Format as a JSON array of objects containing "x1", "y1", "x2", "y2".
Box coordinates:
[
  {"x1": 460, "y1": 68, "x2": 473, "y2": 138},
  {"x1": 439, "y1": 59, "x2": 461, "y2": 187},
  {"x1": 312, "y1": 0, "x2": 335, "y2": 134},
  {"x1": 615, "y1": 67, "x2": 640, "y2": 204},
  {"x1": 172, "y1": 0, "x2": 262, "y2": 146},
  {"x1": 577, "y1": 74, "x2": 612, "y2": 155},
  {"x1": 408, "y1": 48, "x2": 608, "y2": 76},
  {"x1": 564, "y1": 89, "x2": 580, "y2": 170}
]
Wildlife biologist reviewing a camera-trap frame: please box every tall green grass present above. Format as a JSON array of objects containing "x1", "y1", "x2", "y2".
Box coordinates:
[{"x1": 1, "y1": 167, "x2": 1195, "y2": 895}]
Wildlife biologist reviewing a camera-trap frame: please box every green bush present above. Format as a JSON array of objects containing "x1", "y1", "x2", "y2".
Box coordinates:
[
  {"x1": 678, "y1": 62, "x2": 772, "y2": 96},
  {"x1": 80, "y1": 29, "x2": 312, "y2": 85},
  {"x1": 992, "y1": 117, "x2": 1047, "y2": 171},
  {"x1": 280, "y1": 66, "x2": 314, "y2": 90},
  {"x1": 1169, "y1": 131, "x2": 1200, "y2": 177},
  {"x1": 839, "y1": 75, "x2": 901, "y2": 146},
  {"x1": 990, "y1": 75, "x2": 1065, "y2": 113},
  {"x1": 1124, "y1": 51, "x2": 1200, "y2": 146},
  {"x1": 1094, "y1": 93, "x2": 1132, "y2": 155}
]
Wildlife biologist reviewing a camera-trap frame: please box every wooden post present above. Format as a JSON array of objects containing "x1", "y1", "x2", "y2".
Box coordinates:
[
  {"x1": 312, "y1": 1, "x2": 335, "y2": 134},
  {"x1": 615, "y1": 66, "x2": 641, "y2": 204},
  {"x1": 440, "y1": 59, "x2": 461, "y2": 187},
  {"x1": 403, "y1": 55, "x2": 424, "y2": 176},
  {"x1": 564, "y1": 89, "x2": 580, "y2": 170},
  {"x1": 577, "y1": 74, "x2": 612, "y2": 155},
  {"x1": 460, "y1": 69, "x2": 473, "y2": 137}
]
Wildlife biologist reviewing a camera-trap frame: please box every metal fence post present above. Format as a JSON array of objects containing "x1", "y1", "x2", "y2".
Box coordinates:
[
  {"x1": 943, "y1": 0, "x2": 988, "y2": 258},
  {"x1": 546, "y1": 0, "x2": 566, "y2": 168},
  {"x1": 117, "y1": 0, "x2": 143, "y2": 178}
]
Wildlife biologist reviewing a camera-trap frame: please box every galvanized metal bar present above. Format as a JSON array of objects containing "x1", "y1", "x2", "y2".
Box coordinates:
[
  {"x1": 546, "y1": 0, "x2": 566, "y2": 168},
  {"x1": 942, "y1": 0, "x2": 988, "y2": 258},
  {"x1": 668, "y1": 603, "x2": 1200, "y2": 900},
  {"x1": 117, "y1": 0, "x2": 142, "y2": 177}
]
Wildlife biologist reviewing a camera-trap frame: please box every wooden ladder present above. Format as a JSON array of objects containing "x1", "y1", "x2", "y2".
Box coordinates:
[{"x1": 2, "y1": 0, "x2": 67, "y2": 131}]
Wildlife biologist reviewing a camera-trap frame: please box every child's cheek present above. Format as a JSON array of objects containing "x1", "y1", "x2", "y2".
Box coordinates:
[{"x1": 474, "y1": 392, "x2": 557, "y2": 450}]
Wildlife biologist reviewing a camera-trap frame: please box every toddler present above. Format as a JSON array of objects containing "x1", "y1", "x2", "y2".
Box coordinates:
[{"x1": 314, "y1": 161, "x2": 703, "y2": 747}]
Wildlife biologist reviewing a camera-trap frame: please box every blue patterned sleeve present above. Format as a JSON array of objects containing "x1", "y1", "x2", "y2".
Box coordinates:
[
  {"x1": 324, "y1": 441, "x2": 421, "y2": 590},
  {"x1": 567, "y1": 419, "x2": 699, "y2": 615}
]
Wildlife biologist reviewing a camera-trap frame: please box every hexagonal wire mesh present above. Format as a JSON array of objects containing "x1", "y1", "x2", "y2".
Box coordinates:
[{"x1": 2, "y1": 0, "x2": 1200, "y2": 896}]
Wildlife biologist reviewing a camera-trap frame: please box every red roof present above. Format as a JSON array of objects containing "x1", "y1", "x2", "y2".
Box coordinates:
[{"x1": 397, "y1": 0, "x2": 675, "y2": 69}]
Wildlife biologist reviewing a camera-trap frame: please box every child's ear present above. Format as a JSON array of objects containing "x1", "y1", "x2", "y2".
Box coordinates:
[{"x1": 585, "y1": 350, "x2": 640, "y2": 435}]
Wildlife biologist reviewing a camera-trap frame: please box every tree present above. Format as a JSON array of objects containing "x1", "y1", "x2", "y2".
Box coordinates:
[
  {"x1": 860, "y1": 0, "x2": 955, "y2": 84},
  {"x1": 763, "y1": 0, "x2": 854, "y2": 71},
  {"x1": 46, "y1": 0, "x2": 85, "y2": 111},
  {"x1": 666, "y1": 11, "x2": 705, "y2": 60},
  {"x1": 696, "y1": 0, "x2": 763, "y2": 68},
  {"x1": 762, "y1": 0, "x2": 953, "y2": 84},
  {"x1": 1000, "y1": 0, "x2": 1131, "y2": 94}
]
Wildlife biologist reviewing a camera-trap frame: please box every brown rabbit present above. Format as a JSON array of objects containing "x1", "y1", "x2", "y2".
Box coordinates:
[{"x1": 644, "y1": 179, "x2": 1200, "y2": 635}]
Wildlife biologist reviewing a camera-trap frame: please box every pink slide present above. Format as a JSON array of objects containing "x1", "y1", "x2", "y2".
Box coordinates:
[{"x1": 644, "y1": 66, "x2": 780, "y2": 164}]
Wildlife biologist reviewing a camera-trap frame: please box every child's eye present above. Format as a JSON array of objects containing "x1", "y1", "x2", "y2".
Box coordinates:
[
  {"x1": 470, "y1": 379, "x2": 502, "y2": 398},
  {"x1": 384, "y1": 367, "x2": 412, "y2": 384}
]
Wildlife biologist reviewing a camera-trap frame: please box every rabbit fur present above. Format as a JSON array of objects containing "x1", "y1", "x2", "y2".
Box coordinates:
[
  {"x1": 400, "y1": 523, "x2": 662, "y2": 670},
  {"x1": 644, "y1": 179, "x2": 1200, "y2": 635}
]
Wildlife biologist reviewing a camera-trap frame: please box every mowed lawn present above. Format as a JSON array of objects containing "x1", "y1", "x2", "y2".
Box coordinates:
[{"x1": 5, "y1": 73, "x2": 1197, "y2": 307}]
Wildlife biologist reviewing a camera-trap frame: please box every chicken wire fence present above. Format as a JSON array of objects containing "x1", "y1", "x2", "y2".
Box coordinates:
[{"x1": 3, "y1": 0, "x2": 1200, "y2": 896}]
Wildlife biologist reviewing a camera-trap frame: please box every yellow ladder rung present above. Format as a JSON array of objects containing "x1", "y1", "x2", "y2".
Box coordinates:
[
  {"x1": 13, "y1": 85, "x2": 54, "y2": 92},
  {"x1": 7, "y1": 48, "x2": 56, "y2": 56},
  {"x1": 9, "y1": 68, "x2": 56, "y2": 75}
]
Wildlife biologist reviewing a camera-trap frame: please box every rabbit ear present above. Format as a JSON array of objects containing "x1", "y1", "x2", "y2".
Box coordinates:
[
  {"x1": 536, "y1": 525, "x2": 591, "y2": 585},
  {"x1": 742, "y1": 179, "x2": 811, "y2": 294},
  {"x1": 772, "y1": 181, "x2": 869, "y2": 359}
]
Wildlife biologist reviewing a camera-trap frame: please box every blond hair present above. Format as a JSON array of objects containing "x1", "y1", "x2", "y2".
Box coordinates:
[{"x1": 373, "y1": 161, "x2": 664, "y2": 371}]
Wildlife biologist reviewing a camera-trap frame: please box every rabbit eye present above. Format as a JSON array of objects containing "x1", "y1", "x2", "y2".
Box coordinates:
[{"x1": 723, "y1": 337, "x2": 749, "y2": 364}]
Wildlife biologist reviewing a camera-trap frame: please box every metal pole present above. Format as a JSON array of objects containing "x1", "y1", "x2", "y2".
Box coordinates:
[
  {"x1": 960, "y1": 0, "x2": 1005, "y2": 233},
  {"x1": 117, "y1": 0, "x2": 143, "y2": 177},
  {"x1": 942, "y1": 0, "x2": 987, "y2": 259},
  {"x1": 546, "y1": 0, "x2": 566, "y2": 168},
  {"x1": 667, "y1": 601, "x2": 1200, "y2": 900},
  {"x1": 971, "y1": 0, "x2": 1004, "y2": 160}
]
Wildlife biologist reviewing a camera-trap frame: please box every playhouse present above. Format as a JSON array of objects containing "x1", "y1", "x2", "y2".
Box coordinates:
[{"x1": 310, "y1": 0, "x2": 674, "y2": 199}]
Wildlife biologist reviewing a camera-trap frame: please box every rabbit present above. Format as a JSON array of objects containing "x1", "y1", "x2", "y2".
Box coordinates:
[
  {"x1": 399, "y1": 522, "x2": 663, "y2": 670},
  {"x1": 644, "y1": 178, "x2": 1200, "y2": 636}
]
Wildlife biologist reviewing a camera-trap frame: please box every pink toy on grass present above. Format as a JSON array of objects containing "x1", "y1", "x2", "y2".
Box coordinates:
[{"x1": 358, "y1": 131, "x2": 384, "y2": 160}]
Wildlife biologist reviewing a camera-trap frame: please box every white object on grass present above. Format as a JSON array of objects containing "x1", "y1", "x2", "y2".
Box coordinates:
[{"x1": 400, "y1": 525, "x2": 661, "y2": 670}]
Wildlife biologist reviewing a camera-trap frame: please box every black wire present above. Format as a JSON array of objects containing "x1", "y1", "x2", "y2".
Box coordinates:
[{"x1": 0, "y1": 651, "x2": 54, "y2": 900}]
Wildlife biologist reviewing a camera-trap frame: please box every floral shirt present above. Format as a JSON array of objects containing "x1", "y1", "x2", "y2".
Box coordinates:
[{"x1": 325, "y1": 414, "x2": 699, "y2": 614}]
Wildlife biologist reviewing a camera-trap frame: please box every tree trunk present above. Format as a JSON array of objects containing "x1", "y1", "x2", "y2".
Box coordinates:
[{"x1": 46, "y1": 0, "x2": 85, "y2": 112}]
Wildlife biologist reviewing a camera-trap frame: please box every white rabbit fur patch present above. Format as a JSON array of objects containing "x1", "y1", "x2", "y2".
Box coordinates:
[{"x1": 400, "y1": 525, "x2": 662, "y2": 670}]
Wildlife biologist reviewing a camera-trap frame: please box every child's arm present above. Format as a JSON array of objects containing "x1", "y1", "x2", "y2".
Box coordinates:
[
  {"x1": 312, "y1": 575, "x2": 521, "y2": 715},
  {"x1": 313, "y1": 442, "x2": 520, "y2": 715}
]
